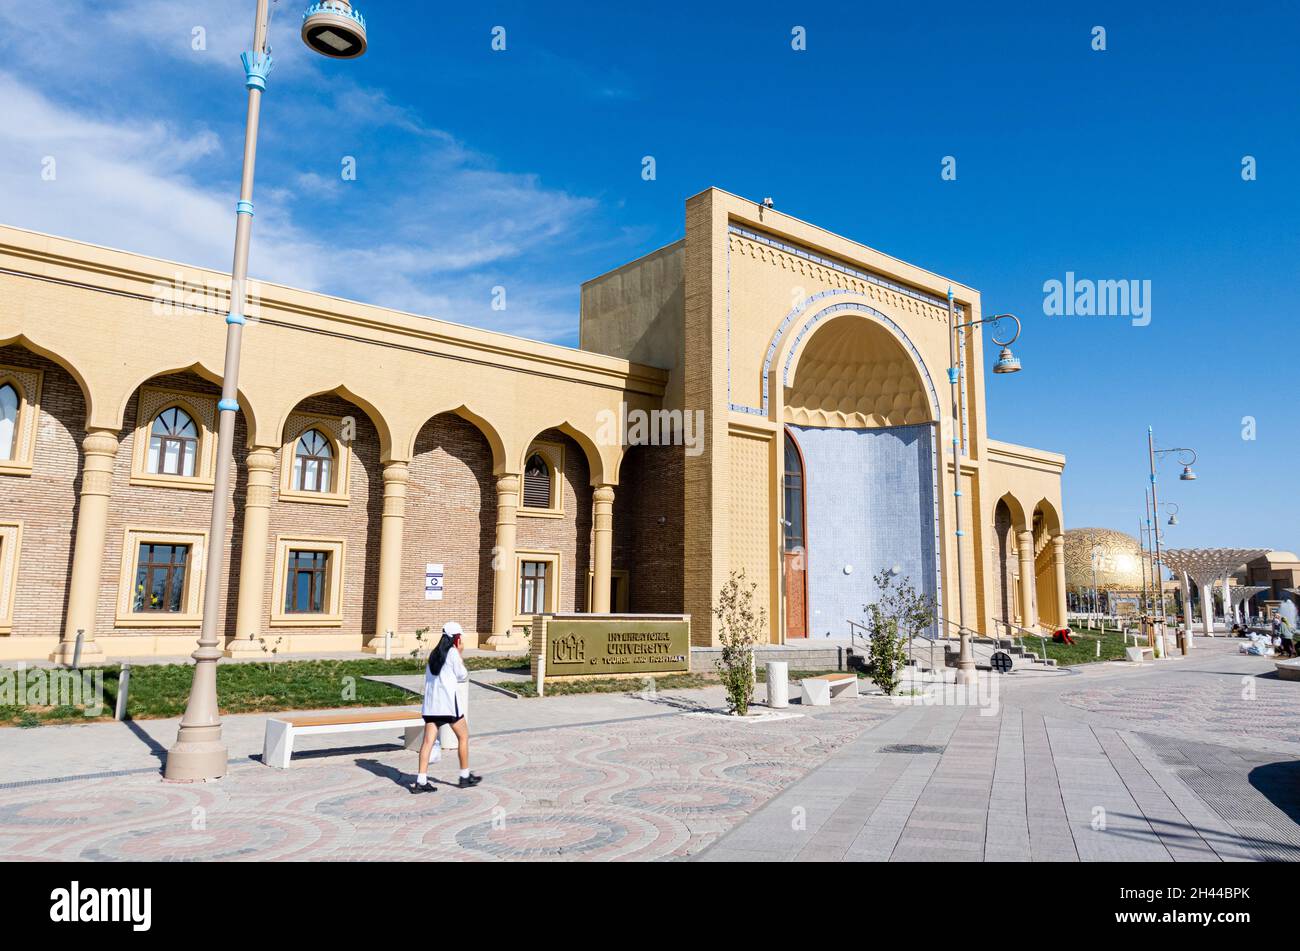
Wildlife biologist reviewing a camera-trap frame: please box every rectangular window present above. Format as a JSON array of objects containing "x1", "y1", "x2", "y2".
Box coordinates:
[
  {"x1": 518, "y1": 560, "x2": 549, "y2": 615},
  {"x1": 285, "y1": 550, "x2": 330, "y2": 613},
  {"x1": 133, "y1": 543, "x2": 190, "y2": 613}
]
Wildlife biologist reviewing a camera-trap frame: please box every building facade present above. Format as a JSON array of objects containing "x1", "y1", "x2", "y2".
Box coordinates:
[{"x1": 0, "y1": 188, "x2": 1065, "y2": 662}]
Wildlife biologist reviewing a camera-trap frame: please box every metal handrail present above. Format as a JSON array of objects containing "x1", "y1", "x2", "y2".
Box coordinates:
[{"x1": 848, "y1": 617, "x2": 938, "y2": 672}]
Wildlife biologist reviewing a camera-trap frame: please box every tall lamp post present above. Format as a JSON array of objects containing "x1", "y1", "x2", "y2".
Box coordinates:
[
  {"x1": 165, "y1": 0, "x2": 368, "y2": 781},
  {"x1": 945, "y1": 288, "x2": 1023, "y2": 685},
  {"x1": 1090, "y1": 544, "x2": 1102, "y2": 629},
  {"x1": 1145, "y1": 429, "x2": 1197, "y2": 660}
]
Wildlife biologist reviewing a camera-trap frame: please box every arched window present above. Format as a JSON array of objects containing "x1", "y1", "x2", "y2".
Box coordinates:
[
  {"x1": 783, "y1": 437, "x2": 805, "y2": 553},
  {"x1": 293, "y1": 429, "x2": 334, "y2": 493},
  {"x1": 0, "y1": 384, "x2": 17, "y2": 462},
  {"x1": 522, "y1": 452, "x2": 552, "y2": 508},
  {"x1": 148, "y1": 406, "x2": 199, "y2": 477}
]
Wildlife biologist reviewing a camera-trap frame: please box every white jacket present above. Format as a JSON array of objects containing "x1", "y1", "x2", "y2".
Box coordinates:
[{"x1": 421, "y1": 645, "x2": 468, "y2": 717}]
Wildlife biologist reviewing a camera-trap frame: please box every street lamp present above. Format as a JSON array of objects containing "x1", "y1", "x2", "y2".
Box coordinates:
[
  {"x1": 164, "y1": 0, "x2": 368, "y2": 782},
  {"x1": 1146, "y1": 432, "x2": 1197, "y2": 659},
  {"x1": 945, "y1": 290, "x2": 1024, "y2": 685},
  {"x1": 302, "y1": 1, "x2": 368, "y2": 58},
  {"x1": 1090, "y1": 544, "x2": 1102, "y2": 628},
  {"x1": 1165, "y1": 502, "x2": 1179, "y2": 526}
]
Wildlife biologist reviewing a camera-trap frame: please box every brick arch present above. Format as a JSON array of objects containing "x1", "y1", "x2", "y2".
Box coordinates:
[
  {"x1": 268, "y1": 390, "x2": 385, "y2": 641},
  {"x1": 518, "y1": 419, "x2": 612, "y2": 487},
  {"x1": 996, "y1": 492, "x2": 1030, "y2": 533},
  {"x1": 0, "y1": 334, "x2": 94, "y2": 427},
  {"x1": 515, "y1": 427, "x2": 594, "y2": 614},
  {"x1": 401, "y1": 404, "x2": 507, "y2": 476},
  {"x1": 112, "y1": 361, "x2": 260, "y2": 453},
  {"x1": 403, "y1": 412, "x2": 498, "y2": 636}
]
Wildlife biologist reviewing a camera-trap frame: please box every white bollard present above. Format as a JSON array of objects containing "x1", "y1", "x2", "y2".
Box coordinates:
[
  {"x1": 766, "y1": 661, "x2": 789, "y2": 709},
  {"x1": 115, "y1": 664, "x2": 131, "y2": 720}
]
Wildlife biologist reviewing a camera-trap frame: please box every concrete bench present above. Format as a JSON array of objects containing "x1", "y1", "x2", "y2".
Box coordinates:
[
  {"x1": 1275, "y1": 659, "x2": 1300, "y2": 681},
  {"x1": 1125, "y1": 646, "x2": 1154, "y2": 663},
  {"x1": 262, "y1": 708, "x2": 424, "y2": 769},
  {"x1": 800, "y1": 673, "x2": 858, "y2": 706}
]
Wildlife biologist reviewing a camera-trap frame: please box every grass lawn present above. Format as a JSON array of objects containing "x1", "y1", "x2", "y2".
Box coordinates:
[
  {"x1": 2, "y1": 653, "x2": 866, "y2": 722},
  {"x1": 1027, "y1": 626, "x2": 1138, "y2": 666},
  {"x1": 0, "y1": 655, "x2": 529, "y2": 727}
]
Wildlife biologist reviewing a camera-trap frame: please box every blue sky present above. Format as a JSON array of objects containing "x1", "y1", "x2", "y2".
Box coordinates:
[{"x1": 2, "y1": 1, "x2": 1297, "y2": 548}]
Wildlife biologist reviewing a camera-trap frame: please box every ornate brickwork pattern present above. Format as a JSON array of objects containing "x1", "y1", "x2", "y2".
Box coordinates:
[{"x1": 728, "y1": 431, "x2": 771, "y2": 625}]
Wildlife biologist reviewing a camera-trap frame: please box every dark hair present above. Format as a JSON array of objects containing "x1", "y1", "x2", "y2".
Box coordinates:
[{"x1": 427, "y1": 633, "x2": 455, "y2": 676}]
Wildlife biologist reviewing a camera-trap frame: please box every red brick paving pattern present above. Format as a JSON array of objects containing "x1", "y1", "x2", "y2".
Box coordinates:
[{"x1": 0, "y1": 700, "x2": 898, "y2": 862}]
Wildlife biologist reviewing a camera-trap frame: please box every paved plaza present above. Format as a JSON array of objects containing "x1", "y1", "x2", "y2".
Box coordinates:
[{"x1": 2, "y1": 638, "x2": 1299, "y2": 862}]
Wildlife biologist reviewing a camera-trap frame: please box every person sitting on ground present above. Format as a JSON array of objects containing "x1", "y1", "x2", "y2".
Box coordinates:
[{"x1": 410, "y1": 621, "x2": 481, "y2": 793}]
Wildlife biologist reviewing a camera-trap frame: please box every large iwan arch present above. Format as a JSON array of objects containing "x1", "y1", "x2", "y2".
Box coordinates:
[{"x1": 778, "y1": 312, "x2": 942, "y2": 639}]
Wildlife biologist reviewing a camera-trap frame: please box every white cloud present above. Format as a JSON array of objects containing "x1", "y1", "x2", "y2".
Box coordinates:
[{"x1": 0, "y1": 0, "x2": 621, "y2": 345}]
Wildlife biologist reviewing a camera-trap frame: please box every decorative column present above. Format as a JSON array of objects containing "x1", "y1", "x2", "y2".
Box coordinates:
[
  {"x1": 1221, "y1": 573, "x2": 1232, "y2": 630},
  {"x1": 1017, "y1": 530, "x2": 1038, "y2": 633},
  {"x1": 1181, "y1": 571, "x2": 1194, "y2": 651},
  {"x1": 367, "y1": 460, "x2": 409, "y2": 654},
  {"x1": 591, "y1": 484, "x2": 615, "y2": 614},
  {"x1": 1051, "y1": 534, "x2": 1068, "y2": 631},
  {"x1": 51, "y1": 428, "x2": 119, "y2": 663},
  {"x1": 486, "y1": 473, "x2": 526, "y2": 651},
  {"x1": 226, "y1": 447, "x2": 276, "y2": 657},
  {"x1": 1200, "y1": 581, "x2": 1215, "y2": 640}
]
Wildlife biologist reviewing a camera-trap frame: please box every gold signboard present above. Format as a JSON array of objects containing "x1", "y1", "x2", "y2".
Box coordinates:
[{"x1": 538, "y1": 615, "x2": 690, "y2": 679}]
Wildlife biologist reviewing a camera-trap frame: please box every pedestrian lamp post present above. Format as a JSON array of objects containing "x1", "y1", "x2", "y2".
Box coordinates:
[
  {"x1": 1090, "y1": 544, "x2": 1103, "y2": 629},
  {"x1": 945, "y1": 289, "x2": 1022, "y2": 685},
  {"x1": 1145, "y1": 431, "x2": 1197, "y2": 659},
  {"x1": 164, "y1": 0, "x2": 369, "y2": 782},
  {"x1": 1141, "y1": 492, "x2": 1171, "y2": 649}
]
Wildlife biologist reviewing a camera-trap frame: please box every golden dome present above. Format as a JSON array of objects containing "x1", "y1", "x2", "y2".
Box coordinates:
[{"x1": 1063, "y1": 527, "x2": 1145, "y2": 592}]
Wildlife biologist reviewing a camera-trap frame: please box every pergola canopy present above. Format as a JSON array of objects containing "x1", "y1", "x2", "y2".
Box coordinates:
[{"x1": 1160, "y1": 548, "x2": 1268, "y2": 587}]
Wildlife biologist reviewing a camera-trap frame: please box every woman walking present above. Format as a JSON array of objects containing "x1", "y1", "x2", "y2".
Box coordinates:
[{"x1": 410, "y1": 621, "x2": 482, "y2": 793}]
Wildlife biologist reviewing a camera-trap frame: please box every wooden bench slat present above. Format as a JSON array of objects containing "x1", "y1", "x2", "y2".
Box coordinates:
[
  {"x1": 805, "y1": 674, "x2": 855, "y2": 682},
  {"x1": 279, "y1": 709, "x2": 421, "y2": 728}
]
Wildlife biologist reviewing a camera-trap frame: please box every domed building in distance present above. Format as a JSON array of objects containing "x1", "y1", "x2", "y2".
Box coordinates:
[{"x1": 1062, "y1": 527, "x2": 1147, "y2": 613}]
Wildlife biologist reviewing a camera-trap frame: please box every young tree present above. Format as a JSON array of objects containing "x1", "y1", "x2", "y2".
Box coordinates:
[
  {"x1": 864, "y1": 569, "x2": 936, "y2": 695},
  {"x1": 713, "y1": 569, "x2": 767, "y2": 715}
]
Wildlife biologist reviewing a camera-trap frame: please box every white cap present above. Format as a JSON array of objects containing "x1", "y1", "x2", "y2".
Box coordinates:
[{"x1": 442, "y1": 621, "x2": 463, "y2": 638}]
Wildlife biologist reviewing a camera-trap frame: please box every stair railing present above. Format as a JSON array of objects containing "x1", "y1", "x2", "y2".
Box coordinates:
[{"x1": 847, "y1": 617, "x2": 937, "y2": 672}]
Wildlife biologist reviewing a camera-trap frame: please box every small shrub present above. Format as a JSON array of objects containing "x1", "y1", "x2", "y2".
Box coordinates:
[
  {"x1": 864, "y1": 569, "x2": 935, "y2": 696},
  {"x1": 713, "y1": 570, "x2": 766, "y2": 716},
  {"x1": 408, "y1": 627, "x2": 431, "y2": 662}
]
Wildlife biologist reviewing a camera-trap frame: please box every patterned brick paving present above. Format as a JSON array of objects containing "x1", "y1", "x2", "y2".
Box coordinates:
[
  {"x1": 0, "y1": 699, "x2": 896, "y2": 862},
  {"x1": 1059, "y1": 678, "x2": 1300, "y2": 748}
]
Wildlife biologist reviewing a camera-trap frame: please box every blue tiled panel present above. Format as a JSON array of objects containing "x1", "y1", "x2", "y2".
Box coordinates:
[{"x1": 791, "y1": 423, "x2": 938, "y2": 639}]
